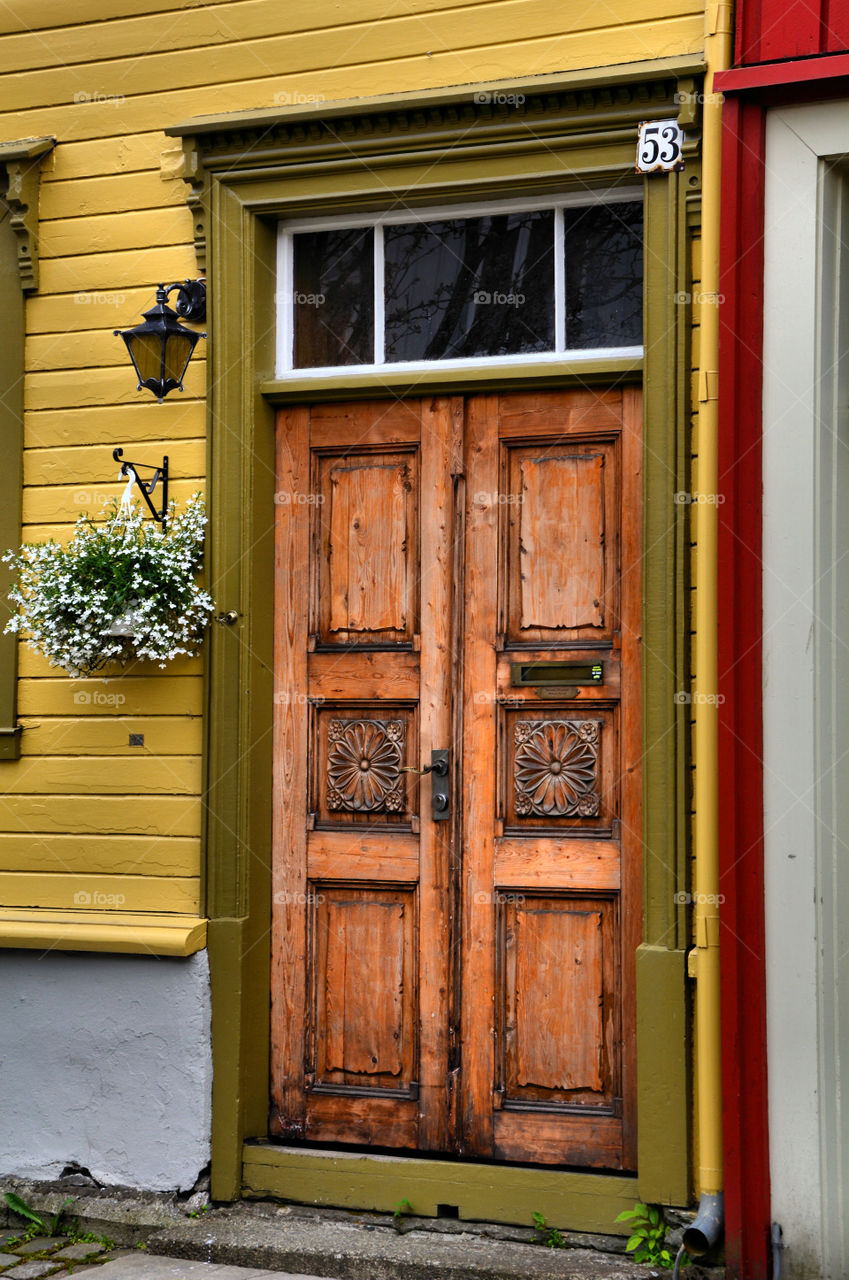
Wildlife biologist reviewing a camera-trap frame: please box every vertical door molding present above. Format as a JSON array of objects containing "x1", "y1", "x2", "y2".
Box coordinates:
[
  {"x1": 635, "y1": 164, "x2": 694, "y2": 1206},
  {"x1": 759, "y1": 101, "x2": 849, "y2": 1279},
  {"x1": 815, "y1": 156, "x2": 849, "y2": 1280}
]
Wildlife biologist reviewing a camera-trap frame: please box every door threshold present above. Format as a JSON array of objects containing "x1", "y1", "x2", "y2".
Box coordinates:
[{"x1": 242, "y1": 1141, "x2": 637, "y2": 1233}]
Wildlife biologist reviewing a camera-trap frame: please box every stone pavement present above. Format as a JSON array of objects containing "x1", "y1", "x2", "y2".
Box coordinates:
[
  {"x1": 0, "y1": 1243, "x2": 325, "y2": 1280},
  {"x1": 78, "y1": 1258, "x2": 327, "y2": 1280}
]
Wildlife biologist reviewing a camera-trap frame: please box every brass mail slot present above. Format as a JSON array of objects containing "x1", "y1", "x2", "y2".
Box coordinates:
[{"x1": 510, "y1": 661, "x2": 603, "y2": 686}]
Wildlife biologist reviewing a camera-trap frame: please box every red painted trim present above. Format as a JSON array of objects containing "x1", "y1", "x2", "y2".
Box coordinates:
[
  {"x1": 734, "y1": 0, "x2": 849, "y2": 61},
  {"x1": 716, "y1": 49, "x2": 849, "y2": 91},
  {"x1": 735, "y1": 0, "x2": 763, "y2": 65},
  {"x1": 824, "y1": 0, "x2": 849, "y2": 52},
  {"x1": 717, "y1": 95, "x2": 772, "y2": 1280}
]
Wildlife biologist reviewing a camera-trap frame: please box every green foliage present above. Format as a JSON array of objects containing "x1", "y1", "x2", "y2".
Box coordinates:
[
  {"x1": 3, "y1": 1192, "x2": 73, "y2": 1238},
  {"x1": 72, "y1": 1230, "x2": 115, "y2": 1248},
  {"x1": 392, "y1": 1198, "x2": 413, "y2": 1221},
  {"x1": 188, "y1": 1204, "x2": 211, "y2": 1219},
  {"x1": 531, "y1": 1211, "x2": 566, "y2": 1249},
  {"x1": 615, "y1": 1202, "x2": 681, "y2": 1269}
]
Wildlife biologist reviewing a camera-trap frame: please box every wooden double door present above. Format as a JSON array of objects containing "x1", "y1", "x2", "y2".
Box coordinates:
[{"x1": 271, "y1": 388, "x2": 641, "y2": 1171}]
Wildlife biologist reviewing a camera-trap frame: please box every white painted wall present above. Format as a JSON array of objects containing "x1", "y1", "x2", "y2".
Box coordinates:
[
  {"x1": 0, "y1": 949, "x2": 211, "y2": 1191},
  {"x1": 762, "y1": 101, "x2": 849, "y2": 1280}
]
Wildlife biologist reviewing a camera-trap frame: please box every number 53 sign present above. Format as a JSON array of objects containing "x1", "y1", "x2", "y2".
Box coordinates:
[{"x1": 636, "y1": 120, "x2": 685, "y2": 173}]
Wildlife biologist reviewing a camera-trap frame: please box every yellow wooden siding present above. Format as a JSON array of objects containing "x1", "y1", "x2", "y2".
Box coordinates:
[
  {"x1": 18, "y1": 716, "x2": 202, "y2": 755},
  {"x1": 0, "y1": 0, "x2": 702, "y2": 923},
  {"x1": 0, "y1": 1, "x2": 702, "y2": 100},
  {"x1": 40, "y1": 172, "x2": 186, "y2": 220},
  {"x1": 23, "y1": 404, "x2": 205, "y2": 447},
  {"x1": 23, "y1": 440, "x2": 204, "y2": 485},
  {"x1": 0, "y1": 795, "x2": 200, "y2": 835},
  {"x1": 17, "y1": 678, "x2": 203, "y2": 718},
  {"x1": 0, "y1": 834, "x2": 200, "y2": 875},
  {"x1": 22, "y1": 481, "x2": 204, "y2": 526},
  {"x1": 0, "y1": 872, "x2": 199, "y2": 913},
  {"x1": 1, "y1": 0, "x2": 660, "y2": 71}
]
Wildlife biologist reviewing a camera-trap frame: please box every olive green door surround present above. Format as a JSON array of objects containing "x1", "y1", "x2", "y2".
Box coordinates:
[{"x1": 166, "y1": 57, "x2": 702, "y2": 1221}]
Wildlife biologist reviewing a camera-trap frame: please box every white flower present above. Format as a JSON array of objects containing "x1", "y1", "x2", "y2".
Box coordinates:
[{"x1": 3, "y1": 494, "x2": 214, "y2": 677}]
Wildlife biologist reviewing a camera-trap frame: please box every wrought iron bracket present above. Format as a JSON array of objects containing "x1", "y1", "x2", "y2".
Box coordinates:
[{"x1": 113, "y1": 448, "x2": 169, "y2": 527}]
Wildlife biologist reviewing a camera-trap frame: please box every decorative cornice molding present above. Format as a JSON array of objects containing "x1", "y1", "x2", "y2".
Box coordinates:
[
  {"x1": 169, "y1": 78, "x2": 686, "y2": 171},
  {"x1": 165, "y1": 54, "x2": 705, "y2": 146},
  {"x1": 0, "y1": 138, "x2": 55, "y2": 293}
]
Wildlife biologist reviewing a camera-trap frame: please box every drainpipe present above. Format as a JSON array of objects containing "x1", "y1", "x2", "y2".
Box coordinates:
[{"x1": 684, "y1": 0, "x2": 733, "y2": 1260}]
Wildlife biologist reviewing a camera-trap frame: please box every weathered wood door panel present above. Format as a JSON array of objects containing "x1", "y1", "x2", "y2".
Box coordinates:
[{"x1": 271, "y1": 389, "x2": 641, "y2": 1170}]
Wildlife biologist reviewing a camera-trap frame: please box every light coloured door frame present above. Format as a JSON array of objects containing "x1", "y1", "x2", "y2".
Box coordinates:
[{"x1": 762, "y1": 100, "x2": 849, "y2": 1280}]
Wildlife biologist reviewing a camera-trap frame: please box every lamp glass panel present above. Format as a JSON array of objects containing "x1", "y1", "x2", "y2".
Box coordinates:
[
  {"x1": 163, "y1": 331, "x2": 194, "y2": 383},
  {"x1": 130, "y1": 332, "x2": 165, "y2": 384}
]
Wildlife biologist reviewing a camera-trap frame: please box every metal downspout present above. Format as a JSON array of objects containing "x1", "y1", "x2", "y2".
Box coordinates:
[{"x1": 684, "y1": 0, "x2": 734, "y2": 1260}]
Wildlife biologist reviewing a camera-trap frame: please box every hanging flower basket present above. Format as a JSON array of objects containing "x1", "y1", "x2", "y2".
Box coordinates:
[{"x1": 3, "y1": 494, "x2": 214, "y2": 678}]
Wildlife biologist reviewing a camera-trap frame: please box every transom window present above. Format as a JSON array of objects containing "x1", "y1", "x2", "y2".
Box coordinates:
[{"x1": 276, "y1": 191, "x2": 643, "y2": 376}]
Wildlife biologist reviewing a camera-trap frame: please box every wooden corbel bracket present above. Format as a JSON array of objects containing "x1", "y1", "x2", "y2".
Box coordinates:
[{"x1": 0, "y1": 137, "x2": 56, "y2": 293}]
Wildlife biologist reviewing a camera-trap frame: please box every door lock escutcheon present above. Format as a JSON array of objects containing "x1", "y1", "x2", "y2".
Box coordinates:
[{"x1": 401, "y1": 749, "x2": 450, "y2": 821}]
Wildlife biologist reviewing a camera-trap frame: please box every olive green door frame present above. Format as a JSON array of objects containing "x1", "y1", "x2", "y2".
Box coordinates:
[{"x1": 167, "y1": 57, "x2": 702, "y2": 1214}]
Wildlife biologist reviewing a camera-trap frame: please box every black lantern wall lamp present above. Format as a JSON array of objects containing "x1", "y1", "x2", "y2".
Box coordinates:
[{"x1": 114, "y1": 279, "x2": 207, "y2": 402}]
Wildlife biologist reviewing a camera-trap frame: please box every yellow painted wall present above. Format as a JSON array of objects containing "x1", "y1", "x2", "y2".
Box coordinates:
[{"x1": 0, "y1": 0, "x2": 704, "y2": 921}]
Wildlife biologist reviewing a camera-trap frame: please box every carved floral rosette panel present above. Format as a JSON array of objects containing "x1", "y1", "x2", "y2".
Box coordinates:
[
  {"x1": 513, "y1": 719, "x2": 601, "y2": 818},
  {"x1": 326, "y1": 718, "x2": 405, "y2": 813}
]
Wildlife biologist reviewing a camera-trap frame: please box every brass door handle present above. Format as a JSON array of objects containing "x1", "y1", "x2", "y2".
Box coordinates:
[{"x1": 401, "y1": 757, "x2": 448, "y2": 776}]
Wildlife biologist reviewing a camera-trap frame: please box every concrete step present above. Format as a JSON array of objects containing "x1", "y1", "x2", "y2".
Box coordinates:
[{"x1": 146, "y1": 1203, "x2": 722, "y2": 1280}]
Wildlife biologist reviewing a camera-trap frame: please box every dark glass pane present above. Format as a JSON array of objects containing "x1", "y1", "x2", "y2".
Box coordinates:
[
  {"x1": 563, "y1": 201, "x2": 643, "y2": 349},
  {"x1": 384, "y1": 211, "x2": 554, "y2": 362},
  {"x1": 293, "y1": 227, "x2": 374, "y2": 367}
]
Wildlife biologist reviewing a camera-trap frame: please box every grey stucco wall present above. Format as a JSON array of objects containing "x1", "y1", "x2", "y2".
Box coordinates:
[{"x1": 0, "y1": 949, "x2": 211, "y2": 1191}]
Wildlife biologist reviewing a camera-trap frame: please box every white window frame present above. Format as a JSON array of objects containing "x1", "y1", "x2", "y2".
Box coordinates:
[{"x1": 275, "y1": 188, "x2": 643, "y2": 378}]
